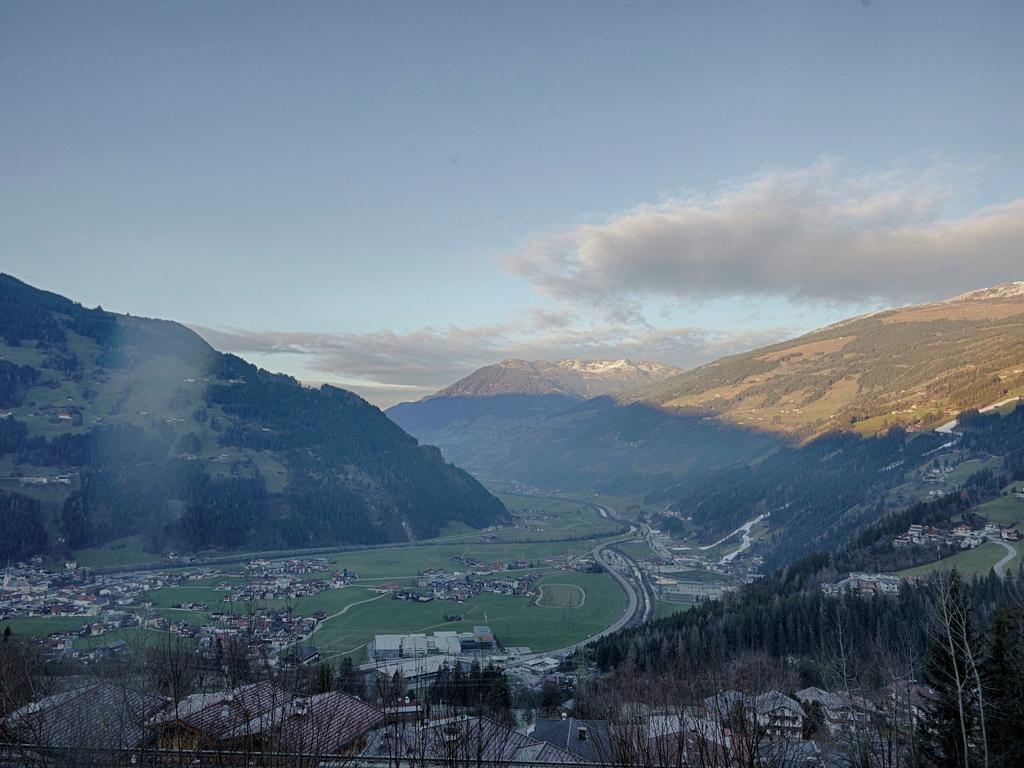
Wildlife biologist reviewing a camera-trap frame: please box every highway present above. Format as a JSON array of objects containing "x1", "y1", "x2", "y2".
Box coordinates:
[{"x1": 536, "y1": 505, "x2": 655, "y2": 655}]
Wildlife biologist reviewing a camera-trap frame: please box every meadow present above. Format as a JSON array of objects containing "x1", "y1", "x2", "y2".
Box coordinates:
[
  {"x1": 898, "y1": 540, "x2": 1023, "y2": 579},
  {"x1": 974, "y1": 495, "x2": 1024, "y2": 528}
]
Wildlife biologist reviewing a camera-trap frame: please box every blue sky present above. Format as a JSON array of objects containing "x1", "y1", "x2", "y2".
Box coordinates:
[{"x1": 3, "y1": 1, "x2": 1024, "y2": 405}]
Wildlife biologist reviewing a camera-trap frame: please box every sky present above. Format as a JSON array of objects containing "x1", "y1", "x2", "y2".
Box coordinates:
[{"x1": 3, "y1": 1, "x2": 1024, "y2": 406}]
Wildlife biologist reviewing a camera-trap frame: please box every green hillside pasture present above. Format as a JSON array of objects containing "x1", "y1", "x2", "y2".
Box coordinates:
[
  {"x1": 974, "y1": 496, "x2": 1024, "y2": 528},
  {"x1": 899, "y1": 541, "x2": 1023, "y2": 579},
  {"x1": 314, "y1": 571, "x2": 625, "y2": 661},
  {"x1": 946, "y1": 458, "x2": 1002, "y2": 486}
]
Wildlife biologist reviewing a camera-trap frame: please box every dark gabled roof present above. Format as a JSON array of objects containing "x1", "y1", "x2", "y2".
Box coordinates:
[
  {"x1": 148, "y1": 681, "x2": 285, "y2": 742},
  {"x1": 2, "y1": 680, "x2": 167, "y2": 750},
  {"x1": 225, "y1": 691, "x2": 384, "y2": 753},
  {"x1": 529, "y1": 717, "x2": 612, "y2": 763},
  {"x1": 362, "y1": 716, "x2": 578, "y2": 764}
]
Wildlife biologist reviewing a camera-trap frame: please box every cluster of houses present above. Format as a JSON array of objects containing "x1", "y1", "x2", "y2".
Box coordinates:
[
  {"x1": 821, "y1": 573, "x2": 900, "y2": 598},
  {"x1": 0, "y1": 560, "x2": 197, "y2": 623},
  {"x1": 371, "y1": 626, "x2": 496, "y2": 661},
  {"x1": 894, "y1": 522, "x2": 984, "y2": 549},
  {"x1": 2, "y1": 555, "x2": 370, "y2": 668},
  {"x1": 408, "y1": 567, "x2": 542, "y2": 603},
  {"x1": 0, "y1": 678, "x2": 940, "y2": 766},
  {"x1": 892, "y1": 521, "x2": 1020, "y2": 548},
  {"x1": 215, "y1": 558, "x2": 356, "y2": 603}
]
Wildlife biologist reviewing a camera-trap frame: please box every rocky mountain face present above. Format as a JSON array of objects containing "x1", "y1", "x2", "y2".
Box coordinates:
[{"x1": 434, "y1": 358, "x2": 682, "y2": 399}]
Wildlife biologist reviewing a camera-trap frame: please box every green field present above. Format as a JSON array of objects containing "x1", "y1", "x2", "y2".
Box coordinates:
[
  {"x1": 899, "y1": 541, "x2": 1023, "y2": 579},
  {"x1": 975, "y1": 496, "x2": 1024, "y2": 528},
  {"x1": 493, "y1": 494, "x2": 623, "y2": 542},
  {"x1": 322, "y1": 540, "x2": 591, "y2": 582},
  {"x1": 946, "y1": 457, "x2": 1003, "y2": 485},
  {"x1": 72, "y1": 535, "x2": 164, "y2": 569},
  {"x1": 313, "y1": 570, "x2": 625, "y2": 661},
  {"x1": 613, "y1": 540, "x2": 655, "y2": 561},
  {"x1": 1, "y1": 615, "x2": 94, "y2": 638}
]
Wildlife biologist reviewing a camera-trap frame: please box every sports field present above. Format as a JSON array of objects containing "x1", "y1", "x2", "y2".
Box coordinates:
[{"x1": 535, "y1": 583, "x2": 586, "y2": 608}]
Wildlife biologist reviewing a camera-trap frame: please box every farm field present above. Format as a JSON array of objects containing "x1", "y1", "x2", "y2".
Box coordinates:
[
  {"x1": 320, "y1": 540, "x2": 592, "y2": 582},
  {"x1": 492, "y1": 494, "x2": 623, "y2": 542},
  {"x1": 535, "y1": 582, "x2": 586, "y2": 608},
  {"x1": 1, "y1": 616, "x2": 94, "y2": 637}
]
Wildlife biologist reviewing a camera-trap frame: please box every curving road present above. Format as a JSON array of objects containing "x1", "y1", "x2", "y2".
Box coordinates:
[{"x1": 993, "y1": 539, "x2": 1019, "y2": 579}]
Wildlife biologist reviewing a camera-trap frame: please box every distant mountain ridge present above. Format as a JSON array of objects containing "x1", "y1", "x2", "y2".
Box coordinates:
[
  {"x1": 389, "y1": 282, "x2": 1024, "y2": 496},
  {"x1": 0, "y1": 274, "x2": 507, "y2": 563},
  {"x1": 433, "y1": 358, "x2": 682, "y2": 399},
  {"x1": 386, "y1": 355, "x2": 775, "y2": 495}
]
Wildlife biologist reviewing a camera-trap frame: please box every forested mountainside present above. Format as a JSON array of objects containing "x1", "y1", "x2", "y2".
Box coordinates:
[
  {"x1": 632, "y1": 282, "x2": 1024, "y2": 438},
  {"x1": 658, "y1": 396, "x2": 1024, "y2": 568},
  {"x1": 0, "y1": 274, "x2": 507, "y2": 563},
  {"x1": 595, "y1": 403, "x2": 1024, "y2": 676},
  {"x1": 390, "y1": 394, "x2": 780, "y2": 494},
  {"x1": 659, "y1": 427, "x2": 946, "y2": 568}
]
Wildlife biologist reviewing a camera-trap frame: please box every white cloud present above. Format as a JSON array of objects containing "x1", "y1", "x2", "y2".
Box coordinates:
[
  {"x1": 196, "y1": 159, "x2": 1024, "y2": 406},
  {"x1": 506, "y1": 158, "x2": 1024, "y2": 310}
]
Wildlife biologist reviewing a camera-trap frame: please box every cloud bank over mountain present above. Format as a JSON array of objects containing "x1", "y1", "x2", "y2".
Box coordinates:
[{"x1": 507, "y1": 159, "x2": 1024, "y2": 311}]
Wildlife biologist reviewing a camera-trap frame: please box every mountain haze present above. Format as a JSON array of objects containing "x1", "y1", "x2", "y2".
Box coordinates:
[{"x1": 387, "y1": 357, "x2": 777, "y2": 494}]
